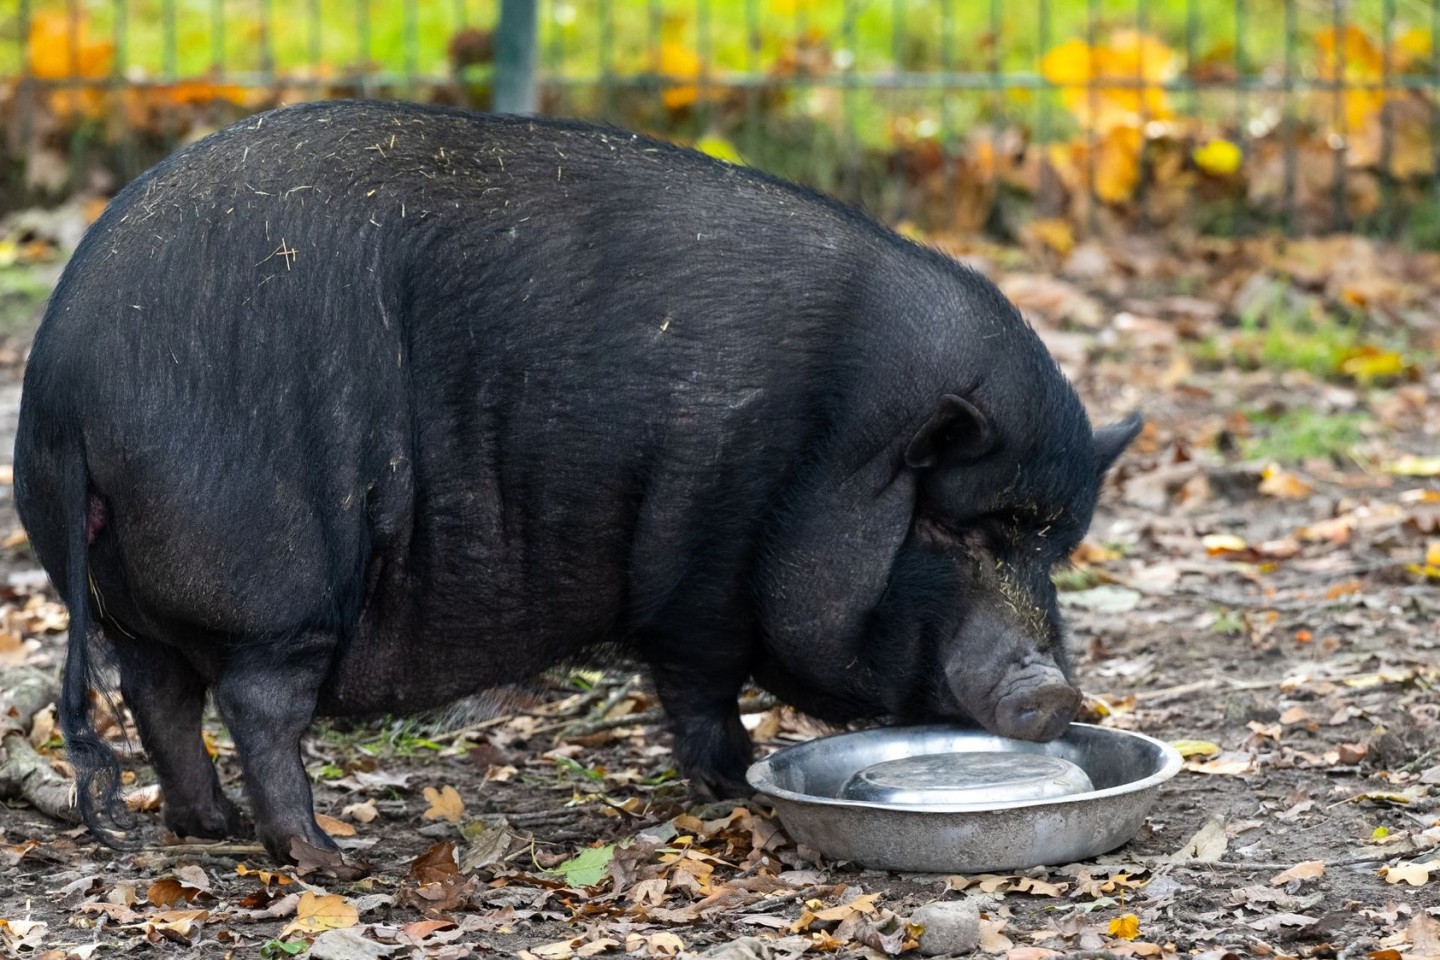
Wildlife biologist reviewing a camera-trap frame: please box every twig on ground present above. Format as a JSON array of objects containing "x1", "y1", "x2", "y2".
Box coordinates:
[{"x1": 0, "y1": 665, "x2": 77, "y2": 823}]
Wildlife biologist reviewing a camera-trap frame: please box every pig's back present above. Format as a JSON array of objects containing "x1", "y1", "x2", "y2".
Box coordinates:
[{"x1": 21, "y1": 100, "x2": 891, "y2": 695}]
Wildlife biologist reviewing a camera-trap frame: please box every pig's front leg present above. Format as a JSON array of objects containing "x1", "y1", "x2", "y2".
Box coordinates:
[
  {"x1": 644, "y1": 635, "x2": 755, "y2": 799},
  {"x1": 754, "y1": 445, "x2": 916, "y2": 708}
]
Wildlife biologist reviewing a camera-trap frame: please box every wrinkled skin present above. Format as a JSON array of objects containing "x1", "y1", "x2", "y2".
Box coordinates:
[{"x1": 14, "y1": 100, "x2": 1139, "y2": 862}]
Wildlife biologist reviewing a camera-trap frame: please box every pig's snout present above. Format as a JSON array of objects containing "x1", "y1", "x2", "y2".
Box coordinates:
[
  {"x1": 992, "y1": 678, "x2": 1080, "y2": 742},
  {"x1": 946, "y1": 650, "x2": 1081, "y2": 742}
]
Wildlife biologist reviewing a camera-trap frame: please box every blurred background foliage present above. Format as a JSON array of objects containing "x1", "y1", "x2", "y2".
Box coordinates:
[{"x1": 1, "y1": 0, "x2": 1438, "y2": 246}]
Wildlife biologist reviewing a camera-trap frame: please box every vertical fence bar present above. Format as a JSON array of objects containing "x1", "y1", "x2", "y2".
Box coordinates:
[
  {"x1": 598, "y1": 0, "x2": 613, "y2": 120},
  {"x1": 1433, "y1": 0, "x2": 1439, "y2": 218},
  {"x1": 309, "y1": 0, "x2": 323, "y2": 100},
  {"x1": 645, "y1": 0, "x2": 660, "y2": 116},
  {"x1": 744, "y1": 0, "x2": 759, "y2": 162},
  {"x1": 1084, "y1": 0, "x2": 1097, "y2": 233},
  {"x1": 1232, "y1": 0, "x2": 1247, "y2": 234},
  {"x1": 356, "y1": 0, "x2": 371, "y2": 95},
  {"x1": 699, "y1": 0, "x2": 712, "y2": 133},
  {"x1": 1037, "y1": 0, "x2": 1052, "y2": 217},
  {"x1": 940, "y1": 0, "x2": 956, "y2": 228},
  {"x1": 162, "y1": 0, "x2": 176, "y2": 80},
  {"x1": 842, "y1": 0, "x2": 857, "y2": 201},
  {"x1": 989, "y1": 0, "x2": 1002, "y2": 233},
  {"x1": 404, "y1": 0, "x2": 420, "y2": 98},
  {"x1": 1379, "y1": 0, "x2": 1395, "y2": 236},
  {"x1": 495, "y1": 0, "x2": 539, "y2": 113},
  {"x1": 1330, "y1": 0, "x2": 1347, "y2": 230},
  {"x1": 261, "y1": 0, "x2": 275, "y2": 88},
  {"x1": 891, "y1": 0, "x2": 903, "y2": 72},
  {"x1": 17, "y1": 0, "x2": 32, "y2": 199},
  {"x1": 1134, "y1": 0, "x2": 1150, "y2": 230},
  {"x1": 211, "y1": 0, "x2": 225, "y2": 76},
  {"x1": 1282, "y1": 0, "x2": 1297, "y2": 233}
]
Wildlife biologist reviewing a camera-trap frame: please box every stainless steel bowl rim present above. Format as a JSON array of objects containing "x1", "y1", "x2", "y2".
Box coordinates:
[{"x1": 746, "y1": 723, "x2": 1183, "y2": 814}]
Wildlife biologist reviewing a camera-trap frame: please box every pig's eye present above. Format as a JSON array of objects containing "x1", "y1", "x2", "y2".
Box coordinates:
[{"x1": 962, "y1": 518, "x2": 1010, "y2": 554}]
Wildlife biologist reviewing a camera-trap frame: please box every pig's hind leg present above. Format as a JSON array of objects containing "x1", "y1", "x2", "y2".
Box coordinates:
[
  {"x1": 211, "y1": 632, "x2": 338, "y2": 861},
  {"x1": 111, "y1": 635, "x2": 243, "y2": 840}
]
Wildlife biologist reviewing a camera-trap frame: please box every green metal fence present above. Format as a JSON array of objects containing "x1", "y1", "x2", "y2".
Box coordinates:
[{"x1": 2, "y1": 0, "x2": 1438, "y2": 241}]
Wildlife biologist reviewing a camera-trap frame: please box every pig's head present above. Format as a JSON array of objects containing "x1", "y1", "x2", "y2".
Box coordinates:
[{"x1": 890, "y1": 378, "x2": 1143, "y2": 743}]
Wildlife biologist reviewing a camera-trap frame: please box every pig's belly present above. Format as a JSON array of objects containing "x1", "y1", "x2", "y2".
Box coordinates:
[{"x1": 314, "y1": 584, "x2": 614, "y2": 717}]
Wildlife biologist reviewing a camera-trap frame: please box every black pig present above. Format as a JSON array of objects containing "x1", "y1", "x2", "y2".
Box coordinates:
[{"x1": 15, "y1": 100, "x2": 1139, "y2": 862}]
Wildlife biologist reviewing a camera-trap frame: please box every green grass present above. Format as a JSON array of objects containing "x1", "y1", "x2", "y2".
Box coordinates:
[
  {"x1": 1243, "y1": 407, "x2": 1370, "y2": 463},
  {"x1": 0, "y1": 263, "x2": 54, "y2": 337}
]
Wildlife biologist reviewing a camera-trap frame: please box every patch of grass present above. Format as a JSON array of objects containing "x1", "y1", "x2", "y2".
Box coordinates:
[
  {"x1": 1052, "y1": 566, "x2": 1102, "y2": 592},
  {"x1": 1211, "y1": 608, "x2": 1246, "y2": 636},
  {"x1": 318, "y1": 715, "x2": 444, "y2": 758},
  {"x1": 1236, "y1": 280, "x2": 1359, "y2": 377},
  {"x1": 1243, "y1": 407, "x2": 1370, "y2": 463},
  {"x1": 0, "y1": 263, "x2": 55, "y2": 337}
]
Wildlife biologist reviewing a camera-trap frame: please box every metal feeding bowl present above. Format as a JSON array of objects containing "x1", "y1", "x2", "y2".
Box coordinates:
[{"x1": 746, "y1": 723, "x2": 1182, "y2": 873}]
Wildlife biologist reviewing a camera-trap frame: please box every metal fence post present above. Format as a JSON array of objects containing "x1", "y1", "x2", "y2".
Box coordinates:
[{"x1": 493, "y1": 0, "x2": 538, "y2": 115}]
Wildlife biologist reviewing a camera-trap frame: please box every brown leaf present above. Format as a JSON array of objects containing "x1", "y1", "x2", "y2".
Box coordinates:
[
  {"x1": 316, "y1": 813, "x2": 357, "y2": 837},
  {"x1": 408, "y1": 842, "x2": 459, "y2": 886}
]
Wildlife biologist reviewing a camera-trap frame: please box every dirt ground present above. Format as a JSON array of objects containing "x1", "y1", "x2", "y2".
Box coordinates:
[{"x1": 0, "y1": 231, "x2": 1437, "y2": 960}]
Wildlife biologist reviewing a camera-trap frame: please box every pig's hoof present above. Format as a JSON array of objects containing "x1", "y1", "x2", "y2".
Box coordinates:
[
  {"x1": 164, "y1": 794, "x2": 244, "y2": 841},
  {"x1": 260, "y1": 820, "x2": 342, "y2": 864},
  {"x1": 686, "y1": 763, "x2": 754, "y2": 802},
  {"x1": 994, "y1": 683, "x2": 1081, "y2": 743}
]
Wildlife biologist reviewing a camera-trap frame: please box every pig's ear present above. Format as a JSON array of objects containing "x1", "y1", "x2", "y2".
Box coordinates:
[
  {"x1": 1094, "y1": 412, "x2": 1144, "y2": 476},
  {"x1": 904, "y1": 394, "x2": 997, "y2": 470}
]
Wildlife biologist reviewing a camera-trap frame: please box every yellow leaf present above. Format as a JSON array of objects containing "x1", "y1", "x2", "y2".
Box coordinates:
[
  {"x1": 316, "y1": 813, "x2": 357, "y2": 837},
  {"x1": 1025, "y1": 217, "x2": 1075, "y2": 256},
  {"x1": 1172, "y1": 739, "x2": 1221, "y2": 758},
  {"x1": 1109, "y1": 914, "x2": 1141, "y2": 940},
  {"x1": 1095, "y1": 127, "x2": 1143, "y2": 203},
  {"x1": 1338, "y1": 346, "x2": 1406, "y2": 381},
  {"x1": 1013, "y1": 876, "x2": 1069, "y2": 896},
  {"x1": 1193, "y1": 139, "x2": 1243, "y2": 176},
  {"x1": 1382, "y1": 455, "x2": 1440, "y2": 477},
  {"x1": 1379, "y1": 861, "x2": 1433, "y2": 886},
  {"x1": 1270, "y1": 860, "x2": 1325, "y2": 885},
  {"x1": 1316, "y1": 26, "x2": 1386, "y2": 132},
  {"x1": 423, "y1": 785, "x2": 465, "y2": 824},
  {"x1": 654, "y1": 41, "x2": 702, "y2": 110},
  {"x1": 281, "y1": 891, "x2": 359, "y2": 937},
  {"x1": 235, "y1": 864, "x2": 291, "y2": 886},
  {"x1": 810, "y1": 892, "x2": 880, "y2": 922},
  {"x1": 694, "y1": 135, "x2": 743, "y2": 165},
  {"x1": 1258, "y1": 465, "x2": 1314, "y2": 500},
  {"x1": 1202, "y1": 534, "x2": 1248, "y2": 556},
  {"x1": 1041, "y1": 31, "x2": 1176, "y2": 133}
]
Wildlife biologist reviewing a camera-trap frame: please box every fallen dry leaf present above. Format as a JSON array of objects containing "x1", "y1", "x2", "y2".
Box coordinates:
[
  {"x1": 280, "y1": 891, "x2": 359, "y2": 937},
  {"x1": 1270, "y1": 860, "x2": 1324, "y2": 885},
  {"x1": 1379, "y1": 860, "x2": 1434, "y2": 886},
  {"x1": 423, "y1": 785, "x2": 465, "y2": 823}
]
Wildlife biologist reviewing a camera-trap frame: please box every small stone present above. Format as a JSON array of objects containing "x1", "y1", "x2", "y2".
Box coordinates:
[
  {"x1": 911, "y1": 899, "x2": 981, "y2": 956},
  {"x1": 698, "y1": 936, "x2": 774, "y2": 960}
]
